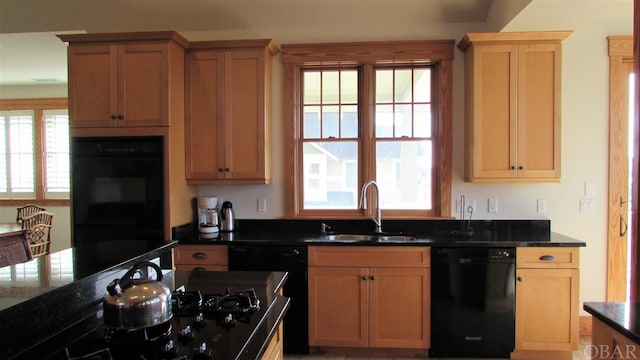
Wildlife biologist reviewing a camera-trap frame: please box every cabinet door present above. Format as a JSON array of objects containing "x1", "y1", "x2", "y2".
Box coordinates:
[
  {"x1": 468, "y1": 44, "x2": 518, "y2": 179},
  {"x1": 67, "y1": 44, "x2": 118, "y2": 128},
  {"x1": 369, "y1": 267, "x2": 430, "y2": 349},
  {"x1": 308, "y1": 266, "x2": 369, "y2": 347},
  {"x1": 118, "y1": 43, "x2": 170, "y2": 127},
  {"x1": 515, "y1": 268, "x2": 579, "y2": 352},
  {"x1": 185, "y1": 50, "x2": 225, "y2": 180},
  {"x1": 224, "y1": 49, "x2": 268, "y2": 180},
  {"x1": 516, "y1": 43, "x2": 561, "y2": 178}
]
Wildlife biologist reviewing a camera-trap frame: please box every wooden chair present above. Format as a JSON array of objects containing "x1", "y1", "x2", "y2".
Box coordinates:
[
  {"x1": 16, "y1": 204, "x2": 46, "y2": 223},
  {"x1": 0, "y1": 231, "x2": 32, "y2": 267},
  {"x1": 21, "y1": 211, "x2": 54, "y2": 258}
]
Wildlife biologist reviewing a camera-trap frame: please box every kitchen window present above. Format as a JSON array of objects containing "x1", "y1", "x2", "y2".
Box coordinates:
[
  {"x1": 0, "y1": 98, "x2": 70, "y2": 204},
  {"x1": 281, "y1": 40, "x2": 454, "y2": 218}
]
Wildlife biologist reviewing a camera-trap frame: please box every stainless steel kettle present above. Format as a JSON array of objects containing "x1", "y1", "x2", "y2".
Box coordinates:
[
  {"x1": 103, "y1": 261, "x2": 172, "y2": 329},
  {"x1": 220, "y1": 201, "x2": 235, "y2": 232}
]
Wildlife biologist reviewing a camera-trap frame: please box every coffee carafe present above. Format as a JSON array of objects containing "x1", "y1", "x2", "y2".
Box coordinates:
[
  {"x1": 197, "y1": 197, "x2": 219, "y2": 235},
  {"x1": 220, "y1": 201, "x2": 235, "y2": 232}
]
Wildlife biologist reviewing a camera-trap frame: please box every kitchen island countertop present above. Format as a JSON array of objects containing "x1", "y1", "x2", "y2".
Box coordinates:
[{"x1": 584, "y1": 302, "x2": 640, "y2": 345}]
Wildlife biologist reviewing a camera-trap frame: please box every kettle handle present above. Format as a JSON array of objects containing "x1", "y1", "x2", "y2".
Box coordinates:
[{"x1": 108, "y1": 261, "x2": 163, "y2": 295}]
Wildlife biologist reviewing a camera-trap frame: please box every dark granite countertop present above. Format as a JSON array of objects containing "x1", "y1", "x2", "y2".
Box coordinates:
[
  {"x1": 174, "y1": 219, "x2": 586, "y2": 247},
  {"x1": 14, "y1": 270, "x2": 290, "y2": 360},
  {"x1": 584, "y1": 302, "x2": 640, "y2": 344},
  {"x1": 0, "y1": 240, "x2": 177, "y2": 359}
]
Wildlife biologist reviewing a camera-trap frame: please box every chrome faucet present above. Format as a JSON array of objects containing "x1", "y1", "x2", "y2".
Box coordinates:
[{"x1": 359, "y1": 180, "x2": 382, "y2": 233}]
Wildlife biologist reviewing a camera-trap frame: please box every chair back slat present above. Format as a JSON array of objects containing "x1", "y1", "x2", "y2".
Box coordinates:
[
  {"x1": 21, "y1": 211, "x2": 54, "y2": 258},
  {"x1": 16, "y1": 204, "x2": 46, "y2": 223}
]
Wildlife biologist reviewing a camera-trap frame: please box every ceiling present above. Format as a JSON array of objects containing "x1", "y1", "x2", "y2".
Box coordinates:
[{"x1": 0, "y1": 0, "x2": 504, "y2": 87}]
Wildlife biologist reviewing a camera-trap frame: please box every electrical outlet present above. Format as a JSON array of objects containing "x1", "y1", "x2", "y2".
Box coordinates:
[
  {"x1": 580, "y1": 199, "x2": 595, "y2": 214},
  {"x1": 466, "y1": 198, "x2": 477, "y2": 213},
  {"x1": 488, "y1": 198, "x2": 499, "y2": 213},
  {"x1": 257, "y1": 198, "x2": 267, "y2": 212},
  {"x1": 537, "y1": 199, "x2": 547, "y2": 213}
]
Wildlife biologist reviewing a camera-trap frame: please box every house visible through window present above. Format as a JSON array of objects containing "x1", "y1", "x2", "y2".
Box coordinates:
[
  {"x1": 0, "y1": 99, "x2": 69, "y2": 202},
  {"x1": 282, "y1": 40, "x2": 453, "y2": 218}
]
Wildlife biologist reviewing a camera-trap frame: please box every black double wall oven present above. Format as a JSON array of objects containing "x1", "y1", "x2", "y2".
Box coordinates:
[{"x1": 71, "y1": 137, "x2": 166, "y2": 268}]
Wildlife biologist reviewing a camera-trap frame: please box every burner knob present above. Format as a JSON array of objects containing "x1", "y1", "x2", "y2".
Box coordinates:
[
  {"x1": 179, "y1": 325, "x2": 196, "y2": 340},
  {"x1": 193, "y1": 342, "x2": 213, "y2": 359},
  {"x1": 161, "y1": 339, "x2": 179, "y2": 356},
  {"x1": 193, "y1": 312, "x2": 207, "y2": 327}
]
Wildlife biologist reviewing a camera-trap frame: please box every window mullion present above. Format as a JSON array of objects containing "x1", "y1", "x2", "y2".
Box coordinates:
[
  {"x1": 34, "y1": 109, "x2": 45, "y2": 199},
  {"x1": 361, "y1": 64, "x2": 375, "y2": 216}
]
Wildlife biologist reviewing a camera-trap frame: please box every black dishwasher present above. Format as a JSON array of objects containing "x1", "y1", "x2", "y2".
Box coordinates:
[
  {"x1": 430, "y1": 247, "x2": 516, "y2": 358},
  {"x1": 228, "y1": 245, "x2": 309, "y2": 354}
]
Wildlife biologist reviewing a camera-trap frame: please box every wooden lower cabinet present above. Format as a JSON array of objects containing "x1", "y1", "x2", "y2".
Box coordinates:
[
  {"x1": 173, "y1": 244, "x2": 228, "y2": 271},
  {"x1": 591, "y1": 317, "x2": 640, "y2": 360},
  {"x1": 512, "y1": 247, "x2": 580, "y2": 359},
  {"x1": 308, "y1": 246, "x2": 430, "y2": 350},
  {"x1": 261, "y1": 323, "x2": 284, "y2": 360}
]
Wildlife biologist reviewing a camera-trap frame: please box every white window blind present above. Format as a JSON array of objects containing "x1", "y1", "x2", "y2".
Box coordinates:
[
  {"x1": 44, "y1": 110, "x2": 70, "y2": 198},
  {"x1": 0, "y1": 109, "x2": 69, "y2": 199},
  {"x1": 0, "y1": 110, "x2": 35, "y2": 198}
]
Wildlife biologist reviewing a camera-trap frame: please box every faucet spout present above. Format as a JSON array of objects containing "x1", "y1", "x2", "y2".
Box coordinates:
[{"x1": 359, "y1": 180, "x2": 382, "y2": 233}]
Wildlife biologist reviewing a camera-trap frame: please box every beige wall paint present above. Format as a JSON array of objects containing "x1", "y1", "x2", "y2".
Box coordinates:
[{"x1": 0, "y1": 0, "x2": 632, "y2": 310}]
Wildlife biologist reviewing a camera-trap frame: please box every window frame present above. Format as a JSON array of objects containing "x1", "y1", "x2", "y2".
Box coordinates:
[
  {"x1": 0, "y1": 98, "x2": 70, "y2": 206},
  {"x1": 281, "y1": 40, "x2": 453, "y2": 219}
]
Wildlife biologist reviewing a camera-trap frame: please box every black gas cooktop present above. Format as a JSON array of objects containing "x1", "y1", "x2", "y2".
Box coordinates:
[{"x1": 33, "y1": 271, "x2": 288, "y2": 360}]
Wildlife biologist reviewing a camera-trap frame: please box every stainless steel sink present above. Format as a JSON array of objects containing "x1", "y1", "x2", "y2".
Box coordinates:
[
  {"x1": 322, "y1": 234, "x2": 379, "y2": 242},
  {"x1": 322, "y1": 234, "x2": 417, "y2": 242},
  {"x1": 377, "y1": 235, "x2": 417, "y2": 242}
]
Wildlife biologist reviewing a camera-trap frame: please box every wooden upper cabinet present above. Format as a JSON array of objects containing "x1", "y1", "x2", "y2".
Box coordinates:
[
  {"x1": 185, "y1": 39, "x2": 279, "y2": 184},
  {"x1": 458, "y1": 31, "x2": 572, "y2": 182},
  {"x1": 58, "y1": 31, "x2": 188, "y2": 128}
]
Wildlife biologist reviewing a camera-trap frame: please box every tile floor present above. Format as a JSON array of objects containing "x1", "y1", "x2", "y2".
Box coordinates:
[{"x1": 283, "y1": 336, "x2": 592, "y2": 360}]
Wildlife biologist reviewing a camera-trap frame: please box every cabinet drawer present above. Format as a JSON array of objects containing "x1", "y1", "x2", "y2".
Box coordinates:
[
  {"x1": 174, "y1": 264, "x2": 228, "y2": 272},
  {"x1": 308, "y1": 246, "x2": 430, "y2": 268},
  {"x1": 517, "y1": 247, "x2": 579, "y2": 269},
  {"x1": 174, "y1": 245, "x2": 228, "y2": 266}
]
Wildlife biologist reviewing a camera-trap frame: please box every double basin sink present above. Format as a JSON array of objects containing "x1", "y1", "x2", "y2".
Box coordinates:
[{"x1": 322, "y1": 233, "x2": 417, "y2": 243}]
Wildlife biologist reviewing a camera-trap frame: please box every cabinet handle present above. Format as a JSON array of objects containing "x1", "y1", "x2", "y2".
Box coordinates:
[
  {"x1": 192, "y1": 252, "x2": 208, "y2": 259},
  {"x1": 539, "y1": 255, "x2": 556, "y2": 262},
  {"x1": 193, "y1": 267, "x2": 207, "y2": 271},
  {"x1": 620, "y1": 215, "x2": 628, "y2": 237},
  {"x1": 517, "y1": 276, "x2": 523, "y2": 282}
]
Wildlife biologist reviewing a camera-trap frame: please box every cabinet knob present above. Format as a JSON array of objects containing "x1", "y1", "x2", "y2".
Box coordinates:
[
  {"x1": 218, "y1": 168, "x2": 224, "y2": 172},
  {"x1": 517, "y1": 276, "x2": 523, "y2": 282},
  {"x1": 370, "y1": 275, "x2": 375, "y2": 280},
  {"x1": 225, "y1": 168, "x2": 230, "y2": 172},
  {"x1": 362, "y1": 276, "x2": 367, "y2": 281},
  {"x1": 111, "y1": 115, "x2": 117, "y2": 120},
  {"x1": 511, "y1": 165, "x2": 516, "y2": 170},
  {"x1": 117, "y1": 115, "x2": 124, "y2": 120},
  {"x1": 518, "y1": 165, "x2": 524, "y2": 170}
]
